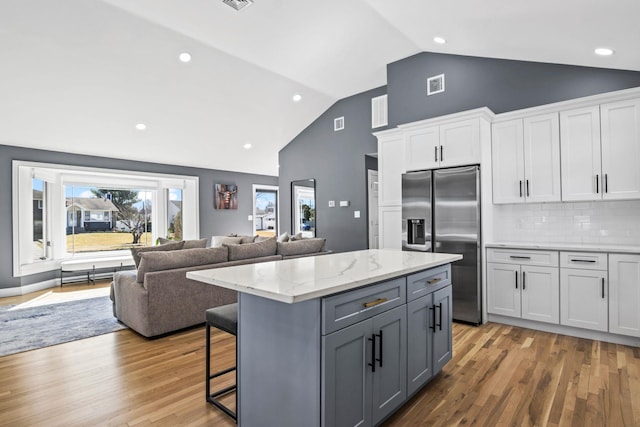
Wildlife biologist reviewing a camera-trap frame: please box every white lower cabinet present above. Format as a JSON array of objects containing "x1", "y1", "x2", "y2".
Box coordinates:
[
  {"x1": 609, "y1": 254, "x2": 640, "y2": 337},
  {"x1": 487, "y1": 249, "x2": 560, "y2": 324},
  {"x1": 560, "y1": 252, "x2": 608, "y2": 332}
]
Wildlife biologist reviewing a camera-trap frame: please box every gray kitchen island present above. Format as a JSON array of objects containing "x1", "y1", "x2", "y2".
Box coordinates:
[{"x1": 188, "y1": 249, "x2": 462, "y2": 427}]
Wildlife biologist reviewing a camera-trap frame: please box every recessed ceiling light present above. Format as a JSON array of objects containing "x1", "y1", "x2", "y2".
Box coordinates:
[
  {"x1": 292, "y1": 93, "x2": 302, "y2": 102},
  {"x1": 433, "y1": 37, "x2": 447, "y2": 44},
  {"x1": 135, "y1": 123, "x2": 146, "y2": 131},
  {"x1": 594, "y1": 47, "x2": 614, "y2": 56},
  {"x1": 179, "y1": 52, "x2": 192, "y2": 63},
  {"x1": 243, "y1": 143, "x2": 252, "y2": 149}
]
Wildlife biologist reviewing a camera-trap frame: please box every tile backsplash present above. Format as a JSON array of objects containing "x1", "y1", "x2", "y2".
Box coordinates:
[{"x1": 492, "y1": 200, "x2": 640, "y2": 245}]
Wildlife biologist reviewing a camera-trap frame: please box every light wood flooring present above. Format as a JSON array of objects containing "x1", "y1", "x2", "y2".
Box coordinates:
[{"x1": 1, "y1": 283, "x2": 639, "y2": 426}]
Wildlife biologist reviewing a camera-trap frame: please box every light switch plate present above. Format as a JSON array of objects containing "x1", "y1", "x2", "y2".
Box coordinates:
[
  {"x1": 248, "y1": 215, "x2": 253, "y2": 221},
  {"x1": 354, "y1": 211, "x2": 360, "y2": 218},
  {"x1": 328, "y1": 200, "x2": 336, "y2": 208},
  {"x1": 339, "y1": 200, "x2": 350, "y2": 207}
]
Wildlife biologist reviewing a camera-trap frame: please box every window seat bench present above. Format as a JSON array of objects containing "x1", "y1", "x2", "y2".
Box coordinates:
[{"x1": 60, "y1": 256, "x2": 135, "y2": 286}]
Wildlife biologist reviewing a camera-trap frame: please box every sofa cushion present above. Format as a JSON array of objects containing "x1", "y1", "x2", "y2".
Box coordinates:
[
  {"x1": 211, "y1": 235, "x2": 243, "y2": 247},
  {"x1": 277, "y1": 238, "x2": 326, "y2": 257},
  {"x1": 239, "y1": 235, "x2": 258, "y2": 244},
  {"x1": 158, "y1": 237, "x2": 208, "y2": 249},
  {"x1": 131, "y1": 241, "x2": 185, "y2": 268},
  {"x1": 137, "y1": 247, "x2": 229, "y2": 282},
  {"x1": 224, "y1": 237, "x2": 277, "y2": 261}
]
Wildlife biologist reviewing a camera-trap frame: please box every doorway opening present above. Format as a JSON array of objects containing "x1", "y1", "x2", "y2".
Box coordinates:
[{"x1": 253, "y1": 185, "x2": 279, "y2": 237}]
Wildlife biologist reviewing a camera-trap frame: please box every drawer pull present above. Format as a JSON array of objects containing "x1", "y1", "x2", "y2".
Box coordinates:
[
  {"x1": 570, "y1": 259, "x2": 596, "y2": 263},
  {"x1": 363, "y1": 297, "x2": 388, "y2": 308},
  {"x1": 427, "y1": 277, "x2": 442, "y2": 285},
  {"x1": 510, "y1": 256, "x2": 531, "y2": 260}
]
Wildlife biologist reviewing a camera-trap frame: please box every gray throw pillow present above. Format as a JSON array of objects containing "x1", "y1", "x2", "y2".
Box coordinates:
[
  {"x1": 211, "y1": 236, "x2": 243, "y2": 247},
  {"x1": 137, "y1": 247, "x2": 229, "y2": 282},
  {"x1": 158, "y1": 237, "x2": 208, "y2": 249},
  {"x1": 224, "y1": 237, "x2": 277, "y2": 261},
  {"x1": 131, "y1": 240, "x2": 185, "y2": 268},
  {"x1": 239, "y1": 235, "x2": 258, "y2": 244},
  {"x1": 277, "y1": 238, "x2": 326, "y2": 257}
]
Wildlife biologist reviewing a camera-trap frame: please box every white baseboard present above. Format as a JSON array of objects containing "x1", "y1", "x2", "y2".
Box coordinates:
[
  {"x1": 0, "y1": 279, "x2": 59, "y2": 298},
  {"x1": 487, "y1": 314, "x2": 640, "y2": 347}
]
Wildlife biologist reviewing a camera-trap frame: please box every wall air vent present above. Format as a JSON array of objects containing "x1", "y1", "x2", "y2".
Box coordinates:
[
  {"x1": 222, "y1": 0, "x2": 254, "y2": 11},
  {"x1": 334, "y1": 117, "x2": 345, "y2": 131},
  {"x1": 371, "y1": 94, "x2": 388, "y2": 129}
]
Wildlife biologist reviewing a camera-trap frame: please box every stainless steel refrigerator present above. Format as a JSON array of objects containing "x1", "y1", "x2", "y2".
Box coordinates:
[{"x1": 402, "y1": 165, "x2": 481, "y2": 325}]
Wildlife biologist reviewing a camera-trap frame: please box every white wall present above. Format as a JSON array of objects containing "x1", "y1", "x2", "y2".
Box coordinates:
[{"x1": 493, "y1": 200, "x2": 640, "y2": 246}]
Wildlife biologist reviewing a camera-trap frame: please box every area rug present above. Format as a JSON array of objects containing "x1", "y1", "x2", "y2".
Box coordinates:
[{"x1": 0, "y1": 296, "x2": 127, "y2": 357}]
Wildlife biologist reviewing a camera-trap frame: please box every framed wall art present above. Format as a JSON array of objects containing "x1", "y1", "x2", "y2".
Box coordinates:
[{"x1": 215, "y1": 184, "x2": 238, "y2": 209}]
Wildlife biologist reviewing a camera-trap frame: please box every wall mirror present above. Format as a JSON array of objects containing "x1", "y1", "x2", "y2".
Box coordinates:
[{"x1": 291, "y1": 179, "x2": 316, "y2": 237}]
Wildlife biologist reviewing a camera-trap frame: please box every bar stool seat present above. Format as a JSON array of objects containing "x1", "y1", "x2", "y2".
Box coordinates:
[{"x1": 206, "y1": 303, "x2": 238, "y2": 421}]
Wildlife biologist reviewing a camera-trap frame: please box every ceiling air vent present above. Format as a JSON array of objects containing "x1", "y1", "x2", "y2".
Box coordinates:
[
  {"x1": 334, "y1": 117, "x2": 345, "y2": 131},
  {"x1": 222, "y1": 0, "x2": 254, "y2": 11},
  {"x1": 371, "y1": 94, "x2": 388, "y2": 129}
]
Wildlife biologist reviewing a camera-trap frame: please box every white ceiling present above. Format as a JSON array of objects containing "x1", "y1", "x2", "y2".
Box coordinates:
[{"x1": 1, "y1": 0, "x2": 638, "y2": 176}]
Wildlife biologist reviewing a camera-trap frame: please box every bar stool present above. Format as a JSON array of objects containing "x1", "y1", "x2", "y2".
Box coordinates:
[{"x1": 205, "y1": 303, "x2": 238, "y2": 421}]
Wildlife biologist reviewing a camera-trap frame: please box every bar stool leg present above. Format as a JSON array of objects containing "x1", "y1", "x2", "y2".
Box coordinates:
[{"x1": 206, "y1": 321, "x2": 237, "y2": 421}]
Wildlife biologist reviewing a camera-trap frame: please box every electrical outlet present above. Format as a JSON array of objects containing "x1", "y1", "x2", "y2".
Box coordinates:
[
  {"x1": 354, "y1": 211, "x2": 360, "y2": 218},
  {"x1": 328, "y1": 200, "x2": 336, "y2": 208},
  {"x1": 248, "y1": 215, "x2": 253, "y2": 221}
]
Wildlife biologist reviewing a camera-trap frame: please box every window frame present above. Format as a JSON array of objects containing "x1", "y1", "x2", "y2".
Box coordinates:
[{"x1": 12, "y1": 160, "x2": 200, "y2": 277}]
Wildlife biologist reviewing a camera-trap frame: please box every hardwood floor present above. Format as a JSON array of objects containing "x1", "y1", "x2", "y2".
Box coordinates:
[{"x1": 1, "y1": 285, "x2": 639, "y2": 426}]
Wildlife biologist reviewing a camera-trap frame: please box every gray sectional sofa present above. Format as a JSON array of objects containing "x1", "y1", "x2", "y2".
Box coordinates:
[{"x1": 110, "y1": 236, "x2": 328, "y2": 337}]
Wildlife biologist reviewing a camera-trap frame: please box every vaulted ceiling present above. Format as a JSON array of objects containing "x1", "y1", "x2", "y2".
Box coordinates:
[{"x1": 1, "y1": 0, "x2": 638, "y2": 176}]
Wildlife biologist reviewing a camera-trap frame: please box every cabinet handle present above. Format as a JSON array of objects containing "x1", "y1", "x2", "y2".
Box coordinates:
[
  {"x1": 605, "y1": 174, "x2": 608, "y2": 193},
  {"x1": 515, "y1": 270, "x2": 518, "y2": 289},
  {"x1": 437, "y1": 303, "x2": 443, "y2": 331},
  {"x1": 368, "y1": 334, "x2": 376, "y2": 372},
  {"x1": 602, "y1": 278, "x2": 605, "y2": 299},
  {"x1": 596, "y1": 174, "x2": 599, "y2": 194},
  {"x1": 570, "y1": 259, "x2": 596, "y2": 263},
  {"x1": 526, "y1": 180, "x2": 530, "y2": 197},
  {"x1": 429, "y1": 306, "x2": 436, "y2": 332},
  {"x1": 519, "y1": 181, "x2": 523, "y2": 198},
  {"x1": 522, "y1": 271, "x2": 526, "y2": 290},
  {"x1": 376, "y1": 330, "x2": 383, "y2": 368},
  {"x1": 510, "y1": 255, "x2": 531, "y2": 260},
  {"x1": 363, "y1": 297, "x2": 388, "y2": 308},
  {"x1": 434, "y1": 146, "x2": 438, "y2": 162},
  {"x1": 427, "y1": 277, "x2": 442, "y2": 285},
  {"x1": 440, "y1": 145, "x2": 444, "y2": 162}
]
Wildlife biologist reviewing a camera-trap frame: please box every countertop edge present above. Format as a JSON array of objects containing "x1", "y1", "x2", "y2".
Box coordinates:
[{"x1": 485, "y1": 242, "x2": 640, "y2": 254}]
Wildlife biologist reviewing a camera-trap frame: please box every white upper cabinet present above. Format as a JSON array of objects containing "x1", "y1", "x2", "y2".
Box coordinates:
[
  {"x1": 405, "y1": 126, "x2": 439, "y2": 171},
  {"x1": 600, "y1": 98, "x2": 640, "y2": 200},
  {"x1": 439, "y1": 119, "x2": 481, "y2": 168},
  {"x1": 491, "y1": 113, "x2": 560, "y2": 204},
  {"x1": 560, "y1": 106, "x2": 603, "y2": 201},
  {"x1": 561, "y1": 98, "x2": 640, "y2": 201},
  {"x1": 377, "y1": 131, "x2": 404, "y2": 207}
]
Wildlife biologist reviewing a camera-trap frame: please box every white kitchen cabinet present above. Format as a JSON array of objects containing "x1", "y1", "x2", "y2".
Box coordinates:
[
  {"x1": 405, "y1": 126, "x2": 439, "y2": 171},
  {"x1": 377, "y1": 132, "x2": 404, "y2": 207},
  {"x1": 379, "y1": 206, "x2": 401, "y2": 250},
  {"x1": 560, "y1": 106, "x2": 603, "y2": 201},
  {"x1": 491, "y1": 114, "x2": 560, "y2": 204},
  {"x1": 404, "y1": 118, "x2": 482, "y2": 171},
  {"x1": 487, "y1": 249, "x2": 559, "y2": 324},
  {"x1": 600, "y1": 98, "x2": 640, "y2": 200},
  {"x1": 608, "y1": 254, "x2": 640, "y2": 338},
  {"x1": 560, "y1": 251, "x2": 608, "y2": 332},
  {"x1": 561, "y1": 98, "x2": 640, "y2": 201}
]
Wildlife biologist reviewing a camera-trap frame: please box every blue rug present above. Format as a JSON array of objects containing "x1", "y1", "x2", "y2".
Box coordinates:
[{"x1": 0, "y1": 296, "x2": 127, "y2": 357}]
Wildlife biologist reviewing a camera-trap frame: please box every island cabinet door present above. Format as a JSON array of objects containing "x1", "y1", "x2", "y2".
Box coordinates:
[
  {"x1": 407, "y1": 294, "x2": 434, "y2": 396},
  {"x1": 432, "y1": 285, "x2": 453, "y2": 373},
  {"x1": 322, "y1": 319, "x2": 373, "y2": 427},
  {"x1": 371, "y1": 305, "x2": 407, "y2": 425}
]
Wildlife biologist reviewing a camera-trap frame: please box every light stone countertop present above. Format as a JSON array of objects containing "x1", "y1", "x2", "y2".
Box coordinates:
[
  {"x1": 187, "y1": 249, "x2": 462, "y2": 304},
  {"x1": 486, "y1": 242, "x2": 640, "y2": 254}
]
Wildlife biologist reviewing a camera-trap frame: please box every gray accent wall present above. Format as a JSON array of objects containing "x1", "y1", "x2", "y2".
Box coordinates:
[
  {"x1": 0, "y1": 144, "x2": 277, "y2": 290},
  {"x1": 279, "y1": 86, "x2": 388, "y2": 253},
  {"x1": 279, "y1": 52, "x2": 640, "y2": 253},
  {"x1": 388, "y1": 52, "x2": 640, "y2": 127}
]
